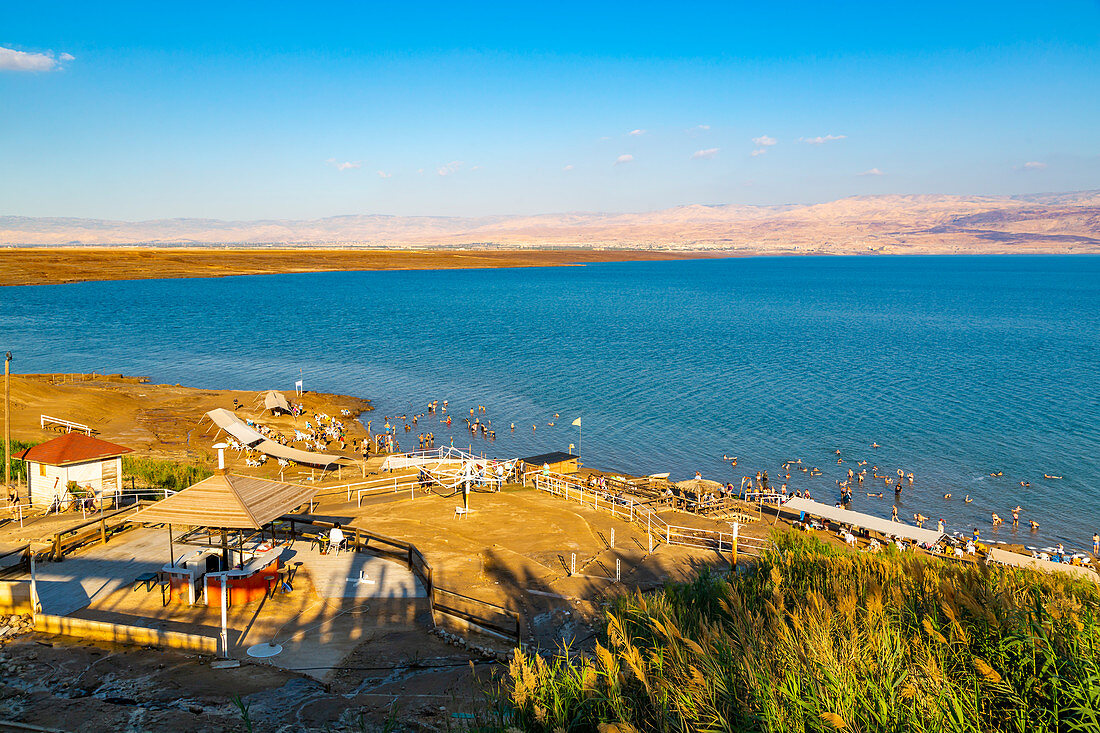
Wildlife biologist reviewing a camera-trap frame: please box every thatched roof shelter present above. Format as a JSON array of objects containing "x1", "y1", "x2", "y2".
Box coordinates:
[
  {"x1": 675, "y1": 478, "x2": 725, "y2": 494},
  {"x1": 129, "y1": 473, "x2": 317, "y2": 529}
]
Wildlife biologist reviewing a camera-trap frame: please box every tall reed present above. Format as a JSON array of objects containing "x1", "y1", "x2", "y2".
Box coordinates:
[{"x1": 487, "y1": 531, "x2": 1100, "y2": 733}]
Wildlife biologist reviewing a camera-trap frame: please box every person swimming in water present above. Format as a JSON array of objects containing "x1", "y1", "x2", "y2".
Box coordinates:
[
  {"x1": 943, "y1": 493, "x2": 952, "y2": 499},
  {"x1": 964, "y1": 495, "x2": 973, "y2": 503}
]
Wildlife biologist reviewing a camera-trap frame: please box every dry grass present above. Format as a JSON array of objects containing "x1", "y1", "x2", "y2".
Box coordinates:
[{"x1": 482, "y1": 531, "x2": 1100, "y2": 732}]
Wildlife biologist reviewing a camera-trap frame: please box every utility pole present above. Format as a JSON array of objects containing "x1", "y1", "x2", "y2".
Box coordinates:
[{"x1": 4, "y1": 352, "x2": 11, "y2": 494}]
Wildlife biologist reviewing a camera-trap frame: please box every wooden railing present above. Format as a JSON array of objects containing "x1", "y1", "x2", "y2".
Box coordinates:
[
  {"x1": 281, "y1": 514, "x2": 522, "y2": 645},
  {"x1": 47, "y1": 503, "x2": 149, "y2": 561}
]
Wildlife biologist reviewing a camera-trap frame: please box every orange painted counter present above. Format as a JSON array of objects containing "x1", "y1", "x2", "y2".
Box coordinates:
[{"x1": 204, "y1": 547, "x2": 282, "y2": 607}]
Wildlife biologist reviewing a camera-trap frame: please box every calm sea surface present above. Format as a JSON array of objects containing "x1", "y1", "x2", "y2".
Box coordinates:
[{"x1": 2, "y1": 255, "x2": 1098, "y2": 547}]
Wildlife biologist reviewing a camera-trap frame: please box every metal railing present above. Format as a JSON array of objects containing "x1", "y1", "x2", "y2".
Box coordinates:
[
  {"x1": 528, "y1": 469, "x2": 769, "y2": 559},
  {"x1": 40, "y1": 414, "x2": 94, "y2": 434}
]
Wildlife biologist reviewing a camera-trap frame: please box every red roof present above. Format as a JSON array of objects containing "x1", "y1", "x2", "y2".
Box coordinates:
[{"x1": 15, "y1": 432, "x2": 133, "y2": 466}]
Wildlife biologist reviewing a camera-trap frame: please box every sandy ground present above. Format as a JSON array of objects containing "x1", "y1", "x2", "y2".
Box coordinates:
[
  {"x1": 0, "y1": 248, "x2": 718, "y2": 287},
  {"x1": 1, "y1": 483, "x2": 740, "y2": 730},
  {"x1": 2, "y1": 373, "x2": 371, "y2": 465}
]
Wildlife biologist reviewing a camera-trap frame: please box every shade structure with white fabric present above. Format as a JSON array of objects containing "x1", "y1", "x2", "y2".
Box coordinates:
[
  {"x1": 203, "y1": 407, "x2": 348, "y2": 467},
  {"x1": 262, "y1": 390, "x2": 291, "y2": 413},
  {"x1": 205, "y1": 408, "x2": 265, "y2": 447},
  {"x1": 256, "y1": 439, "x2": 350, "y2": 468},
  {"x1": 987, "y1": 548, "x2": 1099, "y2": 584},
  {"x1": 781, "y1": 496, "x2": 945, "y2": 546},
  {"x1": 130, "y1": 472, "x2": 318, "y2": 529}
]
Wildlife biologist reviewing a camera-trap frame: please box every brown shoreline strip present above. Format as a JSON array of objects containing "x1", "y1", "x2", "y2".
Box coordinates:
[{"x1": 0, "y1": 247, "x2": 724, "y2": 287}]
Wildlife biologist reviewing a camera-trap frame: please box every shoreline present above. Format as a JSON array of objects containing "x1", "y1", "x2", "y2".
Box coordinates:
[{"x1": 0, "y1": 247, "x2": 724, "y2": 287}]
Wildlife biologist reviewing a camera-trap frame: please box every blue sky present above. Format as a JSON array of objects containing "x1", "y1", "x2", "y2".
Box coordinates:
[{"x1": 1, "y1": 1, "x2": 1098, "y2": 219}]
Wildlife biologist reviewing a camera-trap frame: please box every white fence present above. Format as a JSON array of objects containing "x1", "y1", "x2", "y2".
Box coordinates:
[
  {"x1": 527, "y1": 470, "x2": 767, "y2": 558},
  {"x1": 40, "y1": 414, "x2": 94, "y2": 435}
]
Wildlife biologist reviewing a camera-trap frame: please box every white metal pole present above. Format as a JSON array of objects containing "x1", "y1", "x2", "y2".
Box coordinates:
[
  {"x1": 30, "y1": 552, "x2": 39, "y2": 615},
  {"x1": 220, "y1": 575, "x2": 229, "y2": 657}
]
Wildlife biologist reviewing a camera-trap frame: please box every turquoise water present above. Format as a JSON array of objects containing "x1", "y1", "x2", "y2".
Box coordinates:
[{"x1": 2, "y1": 255, "x2": 1098, "y2": 548}]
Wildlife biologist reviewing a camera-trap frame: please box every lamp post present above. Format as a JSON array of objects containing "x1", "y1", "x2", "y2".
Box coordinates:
[{"x1": 4, "y1": 351, "x2": 11, "y2": 494}]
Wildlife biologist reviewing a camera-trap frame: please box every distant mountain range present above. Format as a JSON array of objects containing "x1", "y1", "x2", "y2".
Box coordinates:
[{"x1": 3, "y1": 191, "x2": 1099, "y2": 254}]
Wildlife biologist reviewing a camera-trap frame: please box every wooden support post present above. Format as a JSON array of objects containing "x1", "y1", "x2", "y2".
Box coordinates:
[{"x1": 354, "y1": 527, "x2": 361, "y2": 552}]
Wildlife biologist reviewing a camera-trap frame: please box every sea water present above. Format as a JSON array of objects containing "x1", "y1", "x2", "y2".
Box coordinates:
[{"x1": 2, "y1": 255, "x2": 1097, "y2": 548}]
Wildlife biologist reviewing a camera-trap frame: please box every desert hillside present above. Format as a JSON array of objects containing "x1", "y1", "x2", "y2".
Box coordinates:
[{"x1": 2, "y1": 191, "x2": 1098, "y2": 254}]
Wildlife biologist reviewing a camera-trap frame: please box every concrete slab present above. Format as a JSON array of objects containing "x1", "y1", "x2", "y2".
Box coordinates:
[
  {"x1": 286, "y1": 540, "x2": 425, "y2": 600},
  {"x1": 29, "y1": 526, "x2": 170, "y2": 615}
]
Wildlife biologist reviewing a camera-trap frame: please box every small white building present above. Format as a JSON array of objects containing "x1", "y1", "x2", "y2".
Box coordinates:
[{"x1": 16, "y1": 433, "x2": 133, "y2": 507}]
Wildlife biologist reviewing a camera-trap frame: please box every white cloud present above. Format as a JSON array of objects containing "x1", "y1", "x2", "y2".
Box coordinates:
[
  {"x1": 694, "y1": 124, "x2": 710, "y2": 131},
  {"x1": 326, "y1": 158, "x2": 362, "y2": 171},
  {"x1": 691, "y1": 148, "x2": 719, "y2": 160},
  {"x1": 1020, "y1": 161, "x2": 1047, "y2": 171},
  {"x1": 0, "y1": 45, "x2": 74, "y2": 72},
  {"x1": 377, "y1": 170, "x2": 392, "y2": 178},
  {"x1": 800, "y1": 134, "x2": 847, "y2": 144},
  {"x1": 615, "y1": 154, "x2": 634, "y2": 165},
  {"x1": 563, "y1": 164, "x2": 574, "y2": 171},
  {"x1": 858, "y1": 167, "x2": 884, "y2": 176},
  {"x1": 437, "y1": 160, "x2": 463, "y2": 176},
  {"x1": 628, "y1": 129, "x2": 646, "y2": 136},
  {"x1": 752, "y1": 135, "x2": 777, "y2": 147},
  {"x1": 750, "y1": 148, "x2": 768, "y2": 157}
]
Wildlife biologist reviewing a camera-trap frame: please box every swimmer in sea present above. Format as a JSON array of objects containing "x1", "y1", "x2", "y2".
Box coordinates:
[
  {"x1": 943, "y1": 493, "x2": 952, "y2": 499},
  {"x1": 858, "y1": 460, "x2": 867, "y2": 466},
  {"x1": 1020, "y1": 480, "x2": 1031, "y2": 488},
  {"x1": 871, "y1": 442, "x2": 879, "y2": 448},
  {"x1": 965, "y1": 495, "x2": 973, "y2": 503},
  {"x1": 1044, "y1": 474, "x2": 1062, "y2": 479},
  {"x1": 991, "y1": 513, "x2": 1002, "y2": 526},
  {"x1": 1011, "y1": 506, "x2": 1020, "y2": 526},
  {"x1": 1030, "y1": 520, "x2": 1039, "y2": 531},
  {"x1": 891, "y1": 505, "x2": 899, "y2": 522},
  {"x1": 989, "y1": 471, "x2": 1002, "y2": 477}
]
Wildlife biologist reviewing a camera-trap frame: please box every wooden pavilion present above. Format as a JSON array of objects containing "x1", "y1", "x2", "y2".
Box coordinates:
[{"x1": 129, "y1": 472, "x2": 317, "y2": 605}]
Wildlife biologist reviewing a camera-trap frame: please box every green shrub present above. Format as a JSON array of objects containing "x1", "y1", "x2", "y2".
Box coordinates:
[
  {"x1": 122, "y1": 456, "x2": 212, "y2": 492},
  {"x1": 3, "y1": 439, "x2": 39, "y2": 482}
]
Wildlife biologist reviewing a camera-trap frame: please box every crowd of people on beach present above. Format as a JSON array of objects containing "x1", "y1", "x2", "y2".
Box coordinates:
[{"x1": 718, "y1": 443, "x2": 1097, "y2": 563}]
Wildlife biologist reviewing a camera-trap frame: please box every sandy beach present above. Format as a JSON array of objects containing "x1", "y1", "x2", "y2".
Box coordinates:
[
  {"x1": 1, "y1": 373, "x2": 371, "y2": 464},
  {"x1": 0, "y1": 247, "x2": 718, "y2": 287}
]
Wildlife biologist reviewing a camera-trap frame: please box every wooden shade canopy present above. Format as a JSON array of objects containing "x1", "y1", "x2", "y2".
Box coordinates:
[{"x1": 129, "y1": 473, "x2": 317, "y2": 529}]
